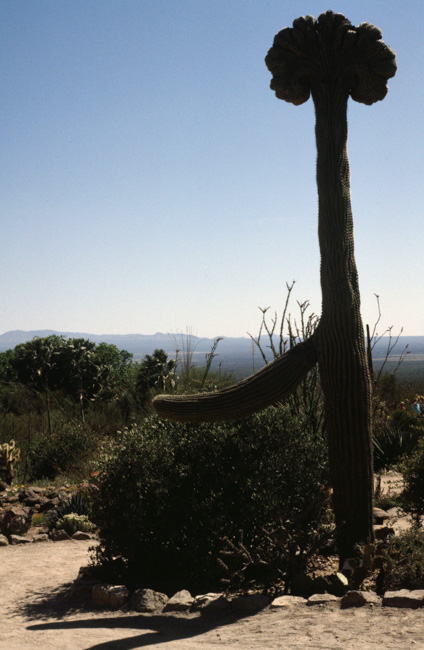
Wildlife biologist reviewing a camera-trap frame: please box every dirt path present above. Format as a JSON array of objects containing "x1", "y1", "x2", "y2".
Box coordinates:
[{"x1": 1, "y1": 538, "x2": 424, "y2": 649}]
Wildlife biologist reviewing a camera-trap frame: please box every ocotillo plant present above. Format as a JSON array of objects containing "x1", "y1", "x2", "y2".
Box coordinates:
[{"x1": 153, "y1": 11, "x2": 397, "y2": 564}]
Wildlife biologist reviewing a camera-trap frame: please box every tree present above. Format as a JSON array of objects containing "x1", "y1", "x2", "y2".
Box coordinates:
[
  {"x1": 10, "y1": 336, "x2": 133, "y2": 404},
  {"x1": 152, "y1": 11, "x2": 397, "y2": 564},
  {"x1": 136, "y1": 349, "x2": 177, "y2": 401}
]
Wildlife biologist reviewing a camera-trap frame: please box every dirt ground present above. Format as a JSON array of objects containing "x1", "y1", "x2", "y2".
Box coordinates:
[{"x1": 1, "y1": 537, "x2": 424, "y2": 650}]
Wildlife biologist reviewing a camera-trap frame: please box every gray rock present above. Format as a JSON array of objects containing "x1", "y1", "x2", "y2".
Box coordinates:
[
  {"x1": 47, "y1": 497, "x2": 61, "y2": 508},
  {"x1": 308, "y1": 593, "x2": 340, "y2": 605},
  {"x1": 40, "y1": 498, "x2": 58, "y2": 512},
  {"x1": 32, "y1": 533, "x2": 49, "y2": 543},
  {"x1": 374, "y1": 525, "x2": 395, "y2": 540},
  {"x1": 326, "y1": 572, "x2": 349, "y2": 596},
  {"x1": 29, "y1": 486, "x2": 45, "y2": 494},
  {"x1": 92, "y1": 584, "x2": 129, "y2": 609},
  {"x1": 19, "y1": 488, "x2": 48, "y2": 507},
  {"x1": 163, "y1": 589, "x2": 194, "y2": 612},
  {"x1": 0, "y1": 533, "x2": 9, "y2": 546},
  {"x1": 383, "y1": 589, "x2": 424, "y2": 609},
  {"x1": 386, "y1": 507, "x2": 402, "y2": 518},
  {"x1": 71, "y1": 531, "x2": 93, "y2": 540},
  {"x1": 191, "y1": 593, "x2": 229, "y2": 612},
  {"x1": 131, "y1": 588, "x2": 169, "y2": 613},
  {"x1": 270, "y1": 595, "x2": 308, "y2": 608},
  {"x1": 49, "y1": 529, "x2": 72, "y2": 541},
  {"x1": 373, "y1": 507, "x2": 390, "y2": 524},
  {"x1": 229, "y1": 593, "x2": 272, "y2": 612},
  {"x1": 341, "y1": 590, "x2": 381, "y2": 608},
  {"x1": 10, "y1": 534, "x2": 32, "y2": 545}
]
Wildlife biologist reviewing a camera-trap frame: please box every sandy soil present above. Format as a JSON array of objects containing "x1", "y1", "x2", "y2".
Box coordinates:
[{"x1": 1, "y1": 538, "x2": 424, "y2": 650}]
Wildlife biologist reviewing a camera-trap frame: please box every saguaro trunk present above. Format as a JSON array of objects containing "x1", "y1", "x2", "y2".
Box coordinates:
[{"x1": 313, "y1": 85, "x2": 374, "y2": 560}]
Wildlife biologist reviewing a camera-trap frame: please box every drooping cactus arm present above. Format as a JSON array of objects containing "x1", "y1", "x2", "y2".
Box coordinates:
[{"x1": 153, "y1": 336, "x2": 317, "y2": 423}]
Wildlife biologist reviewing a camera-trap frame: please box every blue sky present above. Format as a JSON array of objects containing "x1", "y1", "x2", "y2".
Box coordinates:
[{"x1": 1, "y1": 0, "x2": 423, "y2": 339}]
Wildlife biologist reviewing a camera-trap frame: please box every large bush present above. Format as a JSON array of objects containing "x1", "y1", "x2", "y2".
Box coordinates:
[
  {"x1": 28, "y1": 422, "x2": 97, "y2": 481},
  {"x1": 91, "y1": 407, "x2": 329, "y2": 595},
  {"x1": 401, "y1": 437, "x2": 424, "y2": 526},
  {"x1": 379, "y1": 529, "x2": 424, "y2": 592}
]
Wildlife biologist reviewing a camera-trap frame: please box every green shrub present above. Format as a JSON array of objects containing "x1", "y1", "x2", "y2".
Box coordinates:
[
  {"x1": 373, "y1": 410, "x2": 423, "y2": 472},
  {"x1": 379, "y1": 529, "x2": 424, "y2": 592},
  {"x1": 28, "y1": 422, "x2": 97, "y2": 481},
  {"x1": 400, "y1": 437, "x2": 424, "y2": 526},
  {"x1": 91, "y1": 407, "x2": 329, "y2": 595}
]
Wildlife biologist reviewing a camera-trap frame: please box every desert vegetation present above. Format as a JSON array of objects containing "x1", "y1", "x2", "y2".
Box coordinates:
[{"x1": 1, "y1": 290, "x2": 424, "y2": 596}]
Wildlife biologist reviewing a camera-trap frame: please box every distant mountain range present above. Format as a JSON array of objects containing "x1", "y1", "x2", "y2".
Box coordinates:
[
  {"x1": 0, "y1": 329, "x2": 259, "y2": 377},
  {"x1": 1, "y1": 329, "x2": 424, "y2": 380}
]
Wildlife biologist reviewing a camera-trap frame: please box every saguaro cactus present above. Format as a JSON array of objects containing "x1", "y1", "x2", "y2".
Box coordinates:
[{"x1": 153, "y1": 11, "x2": 397, "y2": 563}]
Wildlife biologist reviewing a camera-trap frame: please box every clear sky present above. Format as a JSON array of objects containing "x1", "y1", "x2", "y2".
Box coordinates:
[{"x1": 1, "y1": 0, "x2": 423, "y2": 339}]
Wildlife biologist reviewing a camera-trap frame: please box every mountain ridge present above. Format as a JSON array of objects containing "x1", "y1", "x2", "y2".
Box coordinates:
[{"x1": 1, "y1": 329, "x2": 424, "y2": 354}]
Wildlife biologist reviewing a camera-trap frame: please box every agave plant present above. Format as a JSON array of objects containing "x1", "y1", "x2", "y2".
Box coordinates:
[{"x1": 48, "y1": 492, "x2": 92, "y2": 530}]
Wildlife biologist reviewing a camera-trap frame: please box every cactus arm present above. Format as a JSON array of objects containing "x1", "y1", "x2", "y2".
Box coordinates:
[{"x1": 153, "y1": 336, "x2": 317, "y2": 423}]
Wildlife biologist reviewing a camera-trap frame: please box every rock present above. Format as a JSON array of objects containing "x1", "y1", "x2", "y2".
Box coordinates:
[
  {"x1": 77, "y1": 565, "x2": 97, "y2": 581},
  {"x1": 373, "y1": 507, "x2": 390, "y2": 524},
  {"x1": 19, "y1": 488, "x2": 48, "y2": 506},
  {"x1": 383, "y1": 589, "x2": 424, "y2": 609},
  {"x1": 69, "y1": 583, "x2": 97, "y2": 600},
  {"x1": 341, "y1": 590, "x2": 381, "y2": 608},
  {"x1": 327, "y1": 572, "x2": 349, "y2": 596},
  {"x1": 374, "y1": 525, "x2": 395, "y2": 540},
  {"x1": 10, "y1": 534, "x2": 32, "y2": 545},
  {"x1": 58, "y1": 490, "x2": 70, "y2": 503},
  {"x1": 71, "y1": 531, "x2": 93, "y2": 540},
  {"x1": 229, "y1": 593, "x2": 272, "y2": 612},
  {"x1": 130, "y1": 588, "x2": 169, "y2": 613},
  {"x1": 44, "y1": 497, "x2": 60, "y2": 509},
  {"x1": 32, "y1": 533, "x2": 49, "y2": 543},
  {"x1": 25, "y1": 495, "x2": 48, "y2": 507},
  {"x1": 92, "y1": 584, "x2": 129, "y2": 609},
  {"x1": 163, "y1": 589, "x2": 194, "y2": 612},
  {"x1": 270, "y1": 595, "x2": 308, "y2": 608},
  {"x1": 28, "y1": 486, "x2": 45, "y2": 494},
  {"x1": 0, "y1": 504, "x2": 31, "y2": 535},
  {"x1": 191, "y1": 593, "x2": 230, "y2": 613},
  {"x1": 39, "y1": 499, "x2": 57, "y2": 512},
  {"x1": 0, "y1": 533, "x2": 9, "y2": 546},
  {"x1": 49, "y1": 529, "x2": 72, "y2": 541},
  {"x1": 307, "y1": 593, "x2": 340, "y2": 605},
  {"x1": 386, "y1": 507, "x2": 401, "y2": 518}
]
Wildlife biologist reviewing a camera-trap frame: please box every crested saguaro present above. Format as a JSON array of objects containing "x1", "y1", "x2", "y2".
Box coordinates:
[{"x1": 153, "y1": 11, "x2": 397, "y2": 563}]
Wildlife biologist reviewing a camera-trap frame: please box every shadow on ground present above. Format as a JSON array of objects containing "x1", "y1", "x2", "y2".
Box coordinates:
[
  {"x1": 16, "y1": 581, "x2": 95, "y2": 620},
  {"x1": 27, "y1": 610, "x2": 255, "y2": 650},
  {"x1": 21, "y1": 580, "x2": 264, "y2": 650}
]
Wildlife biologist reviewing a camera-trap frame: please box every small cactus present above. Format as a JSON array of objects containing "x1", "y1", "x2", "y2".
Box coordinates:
[{"x1": 0, "y1": 440, "x2": 21, "y2": 485}]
